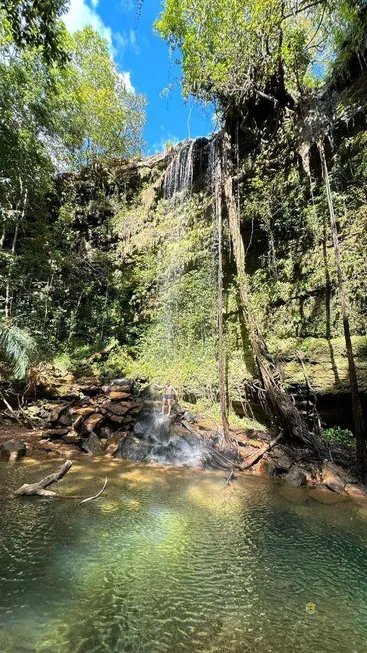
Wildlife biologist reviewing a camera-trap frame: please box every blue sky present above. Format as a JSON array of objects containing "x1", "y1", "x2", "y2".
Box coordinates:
[{"x1": 64, "y1": 0, "x2": 214, "y2": 154}]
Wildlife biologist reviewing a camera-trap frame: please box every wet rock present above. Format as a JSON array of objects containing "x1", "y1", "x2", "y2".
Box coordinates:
[
  {"x1": 0, "y1": 439, "x2": 27, "y2": 460},
  {"x1": 252, "y1": 458, "x2": 276, "y2": 477},
  {"x1": 82, "y1": 432, "x2": 104, "y2": 455},
  {"x1": 283, "y1": 465, "x2": 307, "y2": 487},
  {"x1": 116, "y1": 436, "x2": 152, "y2": 461},
  {"x1": 344, "y1": 483, "x2": 367, "y2": 498},
  {"x1": 269, "y1": 446, "x2": 293, "y2": 471},
  {"x1": 321, "y1": 461, "x2": 356, "y2": 494},
  {"x1": 183, "y1": 411, "x2": 196, "y2": 424},
  {"x1": 133, "y1": 421, "x2": 148, "y2": 437}
]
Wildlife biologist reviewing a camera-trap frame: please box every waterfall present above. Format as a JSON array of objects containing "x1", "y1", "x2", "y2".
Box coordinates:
[{"x1": 163, "y1": 139, "x2": 197, "y2": 201}]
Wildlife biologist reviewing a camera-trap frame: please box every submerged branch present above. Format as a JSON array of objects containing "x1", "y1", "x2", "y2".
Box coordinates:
[{"x1": 79, "y1": 477, "x2": 108, "y2": 505}]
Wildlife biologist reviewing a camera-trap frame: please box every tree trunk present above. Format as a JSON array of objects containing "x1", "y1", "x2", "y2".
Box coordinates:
[
  {"x1": 222, "y1": 131, "x2": 324, "y2": 452},
  {"x1": 319, "y1": 143, "x2": 367, "y2": 479},
  {"x1": 216, "y1": 154, "x2": 230, "y2": 438}
]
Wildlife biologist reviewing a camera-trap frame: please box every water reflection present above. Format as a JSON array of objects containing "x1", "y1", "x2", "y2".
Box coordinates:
[{"x1": 0, "y1": 459, "x2": 367, "y2": 652}]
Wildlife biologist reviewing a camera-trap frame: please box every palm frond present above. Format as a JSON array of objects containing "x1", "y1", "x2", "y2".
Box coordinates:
[{"x1": 0, "y1": 322, "x2": 37, "y2": 379}]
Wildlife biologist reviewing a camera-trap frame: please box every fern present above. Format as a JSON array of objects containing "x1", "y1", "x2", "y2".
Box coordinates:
[{"x1": 0, "y1": 322, "x2": 36, "y2": 379}]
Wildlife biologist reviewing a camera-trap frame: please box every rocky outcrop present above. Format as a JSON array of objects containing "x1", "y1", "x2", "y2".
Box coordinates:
[
  {"x1": 321, "y1": 461, "x2": 367, "y2": 497},
  {"x1": 282, "y1": 465, "x2": 307, "y2": 487},
  {"x1": 2, "y1": 376, "x2": 241, "y2": 469}
]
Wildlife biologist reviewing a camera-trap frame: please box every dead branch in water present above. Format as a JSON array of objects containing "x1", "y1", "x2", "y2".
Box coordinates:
[
  {"x1": 225, "y1": 468, "x2": 235, "y2": 485},
  {"x1": 79, "y1": 477, "x2": 107, "y2": 505},
  {"x1": 239, "y1": 433, "x2": 282, "y2": 470},
  {"x1": 14, "y1": 460, "x2": 73, "y2": 497}
]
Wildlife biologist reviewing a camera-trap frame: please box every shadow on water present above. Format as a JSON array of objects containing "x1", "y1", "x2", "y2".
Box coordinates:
[{"x1": 1, "y1": 459, "x2": 367, "y2": 652}]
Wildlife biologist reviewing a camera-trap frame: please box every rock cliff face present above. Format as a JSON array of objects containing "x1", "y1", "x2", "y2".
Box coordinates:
[
  {"x1": 46, "y1": 129, "x2": 367, "y2": 429},
  {"x1": 10, "y1": 52, "x2": 364, "y2": 432}
]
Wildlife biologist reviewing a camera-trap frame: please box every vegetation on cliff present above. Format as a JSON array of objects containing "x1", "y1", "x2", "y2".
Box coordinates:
[{"x1": 1, "y1": 1, "x2": 367, "y2": 474}]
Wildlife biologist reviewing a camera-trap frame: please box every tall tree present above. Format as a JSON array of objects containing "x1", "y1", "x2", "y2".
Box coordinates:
[
  {"x1": 0, "y1": 0, "x2": 69, "y2": 64},
  {"x1": 60, "y1": 27, "x2": 146, "y2": 168},
  {"x1": 319, "y1": 143, "x2": 367, "y2": 479}
]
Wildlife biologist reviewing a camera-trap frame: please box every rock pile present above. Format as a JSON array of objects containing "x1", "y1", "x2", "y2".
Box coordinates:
[{"x1": 39, "y1": 377, "x2": 142, "y2": 455}]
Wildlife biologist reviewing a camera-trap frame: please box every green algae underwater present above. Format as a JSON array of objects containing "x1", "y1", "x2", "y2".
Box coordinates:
[{"x1": 1, "y1": 458, "x2": 367, "y2": 653}]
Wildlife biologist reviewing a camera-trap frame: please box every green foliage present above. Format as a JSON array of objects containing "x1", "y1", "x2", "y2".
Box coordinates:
[
  {"x1": 0, "y1": 321, "x2": 36, "y2": 378},
  {"x1": 0, "y1": 19, "x2": 146, "y2": 350},
  {"x1": 0, "y1": 0, "x2": 69, "y2": 64},
  {"x1": 322, "y1": 425, "x2": 355, "y2": 446},
  {"x1": 155, "y1": 0, "x2": 365, "y2": 107},
  {"x1": 60, "y1": 27, "x2": 146, "y2": 167}
]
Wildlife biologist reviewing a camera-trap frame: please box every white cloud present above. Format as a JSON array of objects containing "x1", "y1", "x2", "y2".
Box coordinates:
[
  {"x1": 63, "y1": 0, "x2": 112, "y2": 48},
  {"x1": 119, "y1": 0, "x2": 135, "y2": 11},
  {"x1": 63, "y1": 0, "x2": 136, "y2": 94},
  {"x1": 119, "y1": 71, "x2": 135, "y2": 94}
]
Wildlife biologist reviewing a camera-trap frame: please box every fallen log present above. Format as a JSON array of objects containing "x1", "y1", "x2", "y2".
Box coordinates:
[
  {"x1": 14, "y1": 460, "x2": 73, "y2": 497},
  {"x1": 239, "y1": 433, "x2": 283, "y2": 471}
]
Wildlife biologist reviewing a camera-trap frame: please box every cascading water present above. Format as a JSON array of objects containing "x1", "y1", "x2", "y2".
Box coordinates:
[{"x1": 163, "y1": 138, "x2": 197, "y2": 201}]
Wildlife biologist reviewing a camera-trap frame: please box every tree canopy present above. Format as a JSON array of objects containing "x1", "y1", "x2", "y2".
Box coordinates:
[
  {"x1": 0, "y1": 13, "x2": 146, "y2": 341},
  {"x1": 0, "y1": 0, "x2": 69, "y2": 64},
  {"x1": 155, "y1": 0, "x2": 365, "y2": 111}
]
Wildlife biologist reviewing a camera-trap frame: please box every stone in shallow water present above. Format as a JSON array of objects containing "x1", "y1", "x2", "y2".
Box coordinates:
[
  {"x1": 344, "y1": 483, "x2": 367, "y2": 498},
  {"x1": 321, "y1": 461, "x2": 357, "y2": 494},
  {"x1": 283, "y1": 465, "x2": 307, "y2": 487},
  {"x1": 0, "y1": 439, "x2": 27, "y2": 460},
  {"x1": 252, "y1": 458, "x2": 276, "y2": 477},
  {"x1": 116, "y1": 436, "x2": 153, "y2": 462},
  {"x1": 82, "y1": 432, "x2": 104, "y2": 456},
  {"x1": 133, "y1": 421, "x2": 148, "y2": 437}
]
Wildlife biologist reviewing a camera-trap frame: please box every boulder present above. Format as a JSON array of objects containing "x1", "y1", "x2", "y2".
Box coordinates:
[
  {"x1": 115, "y1": 436, "x2": 152, "y2": 461},
  {"x1": 133, "y1": 421, "x2": 148, "y2": 437},
  {"x1": 109, "y1": 391, "x2": 131, "y2": 401},
  {"x1": 108, "y1": 414, "x2": 125, "y2": 424},
  {"x1": 321, "y1": 461, "x2": 356, "y2": 494},
  {"x1": 269, "y1": 446, "x2": 293, "y2": 471},
  {"x1": 58, "y1": 412, "x2": 72, "y2": 426},
  {"x1": 61, "y1": 431, "x2": 81, "y2": 445},
  {"x1": 252, "y1": 458, "x2": 276, "y2": 477},
  {"x1": 49, "y1": 404, "x2": 68, "y2": 423},
  {"x1": 283, "y1": 465, "x2": 307, "y2": 487},
  {"x1": 344, "y1": 483, "x2": 367, "y2": 498},
  {"x1": 100, "y1": 426, "x2": 112, "y2": 439},
  {"x1": 42, "y1": 428, "x2": 70, "y2": 439},
  {"x1": 82, "y1": 413, "x2": 104, "y2": 435},
  {"x1": 183, "y1": 411, "x2": 196, "y2": 424},
  {"x1": 70, "y1": 406, "x2": 95, "y2": 418},
  {"x1": 82, "y1": 432, "x2": 104, "y2": 455},
  {"x1": 100, "y1": 401, "x2": 130, "y2": 416},
  {"x1": 0, "y1": 439, "x2": 27, "y2": 460},
  {"x1": 111, "y1": 378, "x2": 133, "y2": 390}
]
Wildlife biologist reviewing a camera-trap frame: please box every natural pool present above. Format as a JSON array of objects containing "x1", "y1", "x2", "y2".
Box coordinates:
[{"x1": 1, "y1": 458, "x2": 367, "y2": 653}]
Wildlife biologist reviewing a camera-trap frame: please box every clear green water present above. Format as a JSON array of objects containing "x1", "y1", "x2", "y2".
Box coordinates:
[{"x1": 1, "y1": 458, "x2": 367, "y2": 653}]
